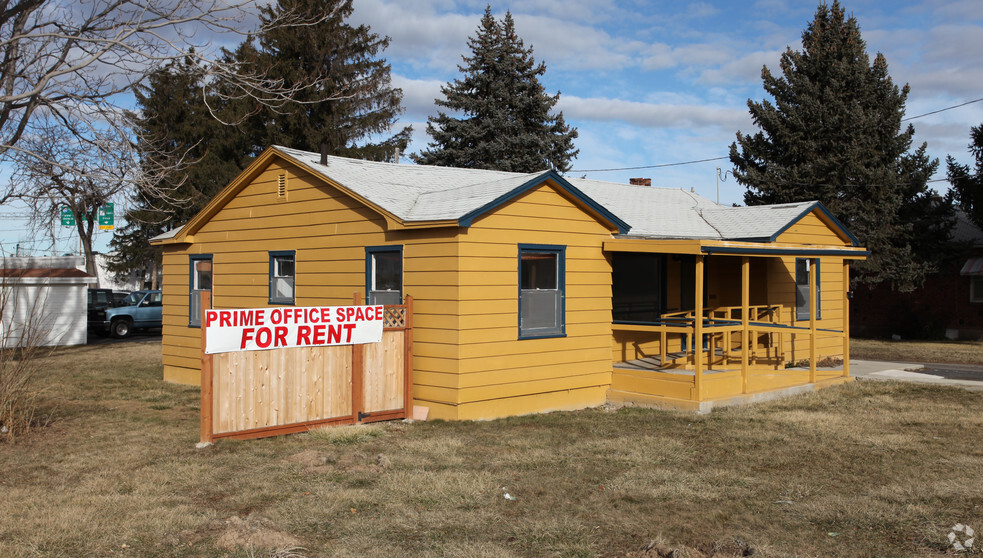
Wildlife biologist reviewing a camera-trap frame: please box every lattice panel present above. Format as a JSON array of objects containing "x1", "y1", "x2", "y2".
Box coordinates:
[{"x1": 383, "y1": 305, "x2": 406, "y2": 328}]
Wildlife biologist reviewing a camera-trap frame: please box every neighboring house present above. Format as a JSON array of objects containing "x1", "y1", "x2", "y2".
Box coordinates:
[
  {"x1": 78, "y1": 253, "x2": 148, "y2": 292},
  {"x1": 852, "y1": 211, "x2": 983, "y2": 340},
  {"x1": 0, "y1": 256, "x2": 96, "y2": 347},
  {"x1": 152, "y1": 146, "x2": 867, "y2": 419}
]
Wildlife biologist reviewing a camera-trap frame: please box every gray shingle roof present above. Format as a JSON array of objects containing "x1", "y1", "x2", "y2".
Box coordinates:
[
  {"x1": 156, "y1": 146, "x2": 836, "y2": 244},
  {"x1": 701, "y1": 202, "x2": 818, "y2": 241}
]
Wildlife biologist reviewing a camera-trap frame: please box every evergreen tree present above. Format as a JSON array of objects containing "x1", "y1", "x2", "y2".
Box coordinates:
[
  {"x1": 947, "y1": 125, "x2": 983, "y2": 230},
  {"x1": 412, "y1": 7, "x2": 578, "y2": 173},
  {"x1": 729, "y1": 1, "x2": 949, "y2": 291},
  {"x1": 249, "y1": 0, "x2": 411, "y2": 160},
  {"x1": 109, "y1": 57, "x2": 251, "y2": 285}
]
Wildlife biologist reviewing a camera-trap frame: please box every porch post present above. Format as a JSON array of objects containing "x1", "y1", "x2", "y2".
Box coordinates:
[
  {"x1": 741, "y1": 257, "x2": 749, "y2": 394},
  {"x1": 694, "y1": 255, "x2": 704, "y2": 401},
  {"x1": 842, "y1": 261, "x2": 850, "y2": 378},
  {"x1": 809, "y1": 258, "x2": 817, "y2": 383}
]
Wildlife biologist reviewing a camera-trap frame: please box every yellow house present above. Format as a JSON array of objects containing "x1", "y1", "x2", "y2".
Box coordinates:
[{"x1": 153, "y1": 146, "x2": 867, "y2": 419}]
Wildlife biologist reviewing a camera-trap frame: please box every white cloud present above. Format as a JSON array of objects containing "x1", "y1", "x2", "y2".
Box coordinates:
[
  {"x1": 696, "y1": 49, "x2": 782, "y2": 85},
  {"x1": 391, "y1": 75, "x2": 444, "y2": 119},
  {"x1": 558, "y1": 95, "x2": 752, "y2": 131}
]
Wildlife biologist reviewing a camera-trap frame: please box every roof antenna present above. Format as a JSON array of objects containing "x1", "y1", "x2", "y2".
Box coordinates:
[{"x1": 320, "y1": 144, "x2": 329, "y2": 166}]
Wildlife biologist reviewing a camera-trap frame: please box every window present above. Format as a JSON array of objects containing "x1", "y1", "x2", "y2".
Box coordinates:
[
  {"x1": 519, "y1": 245, "x2": 565, "y2": 338},
  {"x1": 612, "y1": 253, "x2": 665, "y2": 323},
  {"x1": 972, "y1": 277, "x2": 983, "y2": 303},
  {"x1": 269, "y1": 251, "x2": 295, "y2": 304},
  {"x1": 795, "y1": 258, "x2": 821, "y2": 321},
  {"x1": 143, "y1": 292, "x2": 163, "y2": 307},
  {"x1": 189, "y1": 255, "x2": 212, "y2": 327},
  {"x1": 366, "y1": 247, "x2": 402, "y2": 305}
]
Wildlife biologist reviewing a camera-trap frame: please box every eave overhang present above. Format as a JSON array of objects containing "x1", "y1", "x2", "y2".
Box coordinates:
[{"x1": 604, "y1": 238, "x2": 869, "y2": 259}]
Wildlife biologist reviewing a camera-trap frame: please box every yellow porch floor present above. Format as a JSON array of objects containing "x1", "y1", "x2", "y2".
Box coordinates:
[{"x1": 609, "y1": 356, "x2": 852, "y2": 413}]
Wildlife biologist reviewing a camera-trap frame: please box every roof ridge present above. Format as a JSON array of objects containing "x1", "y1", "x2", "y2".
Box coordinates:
[{"x1": 404, "y1": 171, "x2": 545, "y2": 216}]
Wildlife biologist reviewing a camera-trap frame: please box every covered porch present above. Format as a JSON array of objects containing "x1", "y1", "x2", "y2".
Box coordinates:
[{"x1": 605, "y1": 238, "x2": 868, "y2": 412}]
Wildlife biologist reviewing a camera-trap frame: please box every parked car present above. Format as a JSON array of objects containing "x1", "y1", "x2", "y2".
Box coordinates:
[
  {"x1": 97, "y1": 290, "x2": 163, "y2": 338},
  {"x1": 87, "y1": 288, "x2": 131, "y2": 335}
]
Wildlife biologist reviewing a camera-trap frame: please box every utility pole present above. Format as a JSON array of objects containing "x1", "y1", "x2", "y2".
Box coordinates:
[{"x1": 716, "y1": 167, "x2": 733, "y2": 205}]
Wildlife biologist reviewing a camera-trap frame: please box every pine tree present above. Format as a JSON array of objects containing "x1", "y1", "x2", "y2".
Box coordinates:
[
  {"x1": 412, "y1": 7, "x2": 578, "y2": 173},
  {"x1": 249, "y1": 0, "x2": 410, "y2": 160},
  {"x1": 109, "y1": 57, "x2": 251, "y2": 285},
  {"x1": 729, "y1": 1, "x2": 949, "y2": 291},
  {"x1": 947, "y1": 125, "x2": 983, "y2": 230}
]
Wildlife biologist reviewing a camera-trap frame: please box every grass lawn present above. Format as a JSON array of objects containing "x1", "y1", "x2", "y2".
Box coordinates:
[
  {"x1": 850, "y1": 338, "x2": 983, "y2": 365},
  {"x1": 2, "y1": 341, "x2": 983, "y2": 557}
]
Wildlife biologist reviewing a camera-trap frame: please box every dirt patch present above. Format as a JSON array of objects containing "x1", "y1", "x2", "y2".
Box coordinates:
[
  {"x1": 162, "y1": 514, "x2": 303, "y2": 552},
  {"x1": 285, "y1": 450, "x2": 391, "y2": 475},
  {"x1": 285, "y1": 449, "x2": 334, "y2": 474},
  {"x1": 624, "y1": 538, "x2": 754, "y2": 558}
]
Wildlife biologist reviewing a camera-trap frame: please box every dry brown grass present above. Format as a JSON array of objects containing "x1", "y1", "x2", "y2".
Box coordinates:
[
  {"x1": 2, "y1": 341, "x2": 983, "y2": 557},
  {"x1": 851, "y1": 337, "x2": 983, "y2": 365}
]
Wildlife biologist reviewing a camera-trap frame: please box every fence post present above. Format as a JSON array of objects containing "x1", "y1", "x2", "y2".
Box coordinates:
[
  {"x1": 200, "y1": 291, "x2": 213, "y2": 444},
  {"x1": 351, "y1": 292, "x2": 363, "y2": 423},
  {"x1": 403, "y1": 295, "x2": 414, "y2": 418}
]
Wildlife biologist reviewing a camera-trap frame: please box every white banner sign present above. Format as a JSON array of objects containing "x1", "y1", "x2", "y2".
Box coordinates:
[{"x1": 204, "y1": 305, "x2": 385, "y2": 354}]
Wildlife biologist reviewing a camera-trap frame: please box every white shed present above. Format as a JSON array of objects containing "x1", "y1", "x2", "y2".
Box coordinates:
[{"x1": 0, "y1": 257, "x2": 96, "y2": 347}]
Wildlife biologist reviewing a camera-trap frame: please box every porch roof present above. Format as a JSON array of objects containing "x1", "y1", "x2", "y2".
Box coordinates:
[{"x1": 603, "y1": 238, "x2": 869, "y2": 259}]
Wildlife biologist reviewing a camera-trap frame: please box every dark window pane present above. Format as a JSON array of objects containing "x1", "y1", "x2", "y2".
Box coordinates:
[
  {"x1": 520, "y1": 252, "x2": 557, "y2": 290},
  {"x1": 275, "y1": 256, "x2": 294, "y2": 278},
  {"x1": 373, "y1": 251, "x2": 401, "y2": 291},
  {"x1": 190, "y1": 258, "x2": 212, "y2": 326},
  {"x1": 195, "y1": 259, "x2": 212, "y2": 290},
  {"x1": 612, "y1": 253, "x2": 662, "y2": 322},
  {"x1": 795, "y1": 259, "x2": 820, "y2": 320}
]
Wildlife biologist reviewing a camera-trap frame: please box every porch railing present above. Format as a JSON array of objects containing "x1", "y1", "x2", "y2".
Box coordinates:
[{"x1": 612, "y1": 303, "x2": 848, "y2": 382}]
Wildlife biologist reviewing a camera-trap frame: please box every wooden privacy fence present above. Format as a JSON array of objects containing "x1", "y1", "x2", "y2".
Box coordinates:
[{"x1": 199, "y1": 292, "x2": 413, "y2": 443}]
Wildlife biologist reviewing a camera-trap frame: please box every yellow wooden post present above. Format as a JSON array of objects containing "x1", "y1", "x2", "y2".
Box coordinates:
[
  {"x1": 809, "y1": 258, "x2": 817, "y2": 383},
  {"x1": 842, "y1": 261, "x2": 850, "y2": 378},
  {"x1": 694, "y1": 255, "x2": 704, "y2": 401},
  {"x1": 741, "y1": 257, "x2": 749, "y2": 394},
  {"x1": 660, "y1": 327, "x2": 667, "y2": 368}
]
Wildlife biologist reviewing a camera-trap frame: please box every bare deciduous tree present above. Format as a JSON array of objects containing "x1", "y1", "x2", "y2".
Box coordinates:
[
  {"x1": 0, "y1": 0, "x2": 340, "y2": 165},
  {"x1": 5, "y1": 116, "x2": 145, "y2": 277}
]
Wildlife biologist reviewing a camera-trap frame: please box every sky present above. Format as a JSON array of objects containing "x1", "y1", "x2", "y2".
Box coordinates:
[
  {"x1": 353, "y1": 0, "x2": 983, "y2": 202},
  {"x1": 4, "y1": 0, "x2": 982, "y2": 257}
]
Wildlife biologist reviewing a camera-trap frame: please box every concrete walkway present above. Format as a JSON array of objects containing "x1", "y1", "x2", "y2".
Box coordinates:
[{"x1": 851, "y1": 359, "x2": 983, "y2": 390}]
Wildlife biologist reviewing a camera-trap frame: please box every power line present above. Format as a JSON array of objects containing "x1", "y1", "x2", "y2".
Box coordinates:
[
  {"x1": 572, "y1": 97, "x2": 983, "y2": 174},
  {"x1": 902, "y1": 97, "x2": 983, "y2": 122},
  {"x1": 571, "y1": 156, "x2": 728, "y2": 173}
]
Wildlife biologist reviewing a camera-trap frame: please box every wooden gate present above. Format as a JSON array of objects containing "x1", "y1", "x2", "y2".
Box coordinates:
[{"x1": 198, "y1": 292, "x2": 413, "y2": 442}]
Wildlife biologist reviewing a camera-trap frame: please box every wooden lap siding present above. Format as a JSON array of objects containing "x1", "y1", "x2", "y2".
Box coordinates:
[
  {"x1": 775, "y1": 211, "x2": 852, "y2": 362},
  {"x1": 451, "y1": 184, "x2": 614, "y2": 420},
  {"x1": 162, "y1": 159, "x2": 460, "y2": 416}
]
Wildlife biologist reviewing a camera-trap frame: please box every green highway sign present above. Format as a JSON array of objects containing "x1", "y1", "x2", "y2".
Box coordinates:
[
  {"x1": 98, "y1": 203, "x2": 114, "y2": 230},
  {"x1": 61, "y1": 206, "x2": 75, "y2": 226}
]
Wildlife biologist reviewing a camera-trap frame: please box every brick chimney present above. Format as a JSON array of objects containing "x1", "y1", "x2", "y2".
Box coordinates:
[{"x1": 629, "y1": 178, "x2": 651, "y2": 186}]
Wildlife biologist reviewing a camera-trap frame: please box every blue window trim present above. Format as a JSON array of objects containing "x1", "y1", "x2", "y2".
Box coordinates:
[
  {"x1": 268, "y1": 250, "x2": 296, "y2": 305},
  {"x1": 518, "y1": 244, "x2": 566, "y2": 340},
  {"x1": 365, "y1": 245, "x2": 403, "y2": 304},
  {"x1": 188, "y1": 254, "x2": 212, "y2": 328},
  {"x1": 795, "y1": 258, "x2": 821, "y2": 321}
]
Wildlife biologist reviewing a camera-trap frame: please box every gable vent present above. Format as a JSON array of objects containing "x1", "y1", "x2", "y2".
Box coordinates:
[{"x1": 277, "y1": 174, "x2": 286, "y2": 199}]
